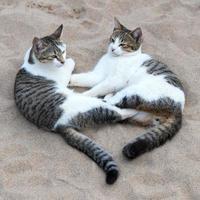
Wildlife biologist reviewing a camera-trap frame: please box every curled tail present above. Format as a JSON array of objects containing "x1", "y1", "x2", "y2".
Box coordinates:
[
  {"x1": 56, "y1": 126, "x2": 119, "y2": 184},
  {"x1": 123, "y1": 111, "x2": 182, "y2": 159}
]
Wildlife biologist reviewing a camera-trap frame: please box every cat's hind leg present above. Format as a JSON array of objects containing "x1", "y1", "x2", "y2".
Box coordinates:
[
  {"x1": 127, "y1": 111, "x2": 166, "y2": 127},
  {"x1": 65, "y1": 58, "x2": 75, "y2": 86}
]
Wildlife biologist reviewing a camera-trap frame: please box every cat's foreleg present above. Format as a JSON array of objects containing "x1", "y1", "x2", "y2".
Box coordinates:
[
  {"x1": 127, "y1": 111, "x2": 165, "y2": 127},
  {"x1": 65, "y1": 58, "x2": 75, "y2": 86},
  {"x1": 70, "y1": 71, "x2": 104, "y2": 88},
  {"x1": 105, "y1": 88, "x2": 129, "y2": 105},
  {"x1": 104, "y1": 93, "x2": 114, "y2": 101},
  {"x1": 83, "y1": 78, "x2": 125, "y2": 97}
]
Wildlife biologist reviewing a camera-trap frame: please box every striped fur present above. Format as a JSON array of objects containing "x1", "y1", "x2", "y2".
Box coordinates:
[
  {"x1": 14, "y1": 69, "x2": 65, "y2": 130},
  {"x1": 67, "y1": 107, "x2": 121, "y2": 129},
  {"x1": 123, "y1": 112, "x2": 182, "y2": 159},
  {"x1": 115, "y1": 95, "x2": 182, "y2": 159},
  {"x1": 57, "y1": 127, "x2": 119, "y2": 184},
  {"x1": 143, "y1": 59, "x2": 184, "y2": 91}
]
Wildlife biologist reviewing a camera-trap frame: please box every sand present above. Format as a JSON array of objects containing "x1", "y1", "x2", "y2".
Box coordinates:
[{"x1": 0, "y1": 0, "x2": 200, "y2": 199}]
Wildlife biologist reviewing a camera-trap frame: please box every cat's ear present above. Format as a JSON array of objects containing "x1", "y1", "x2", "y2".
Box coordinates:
[
  {"x1": 131, "y1": 27, "x2": 142, "y2": 42},
  {"x1": 114, "y1": 17, "x2": 124, "y2": 30},
  {"x1": 50, "y1": 24, "x2": 63, "y2": 40},
  {"x1": 32, "y1": 37, "x2": 46, "y2": 52}
]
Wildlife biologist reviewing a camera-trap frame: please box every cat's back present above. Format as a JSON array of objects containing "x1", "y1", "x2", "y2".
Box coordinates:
[
  {"x1": 142, "y1": 58, "x2": 184, "y2": 92},
  {"x1": 14, "y1": 69, "x2": 66, "y2": 130}
]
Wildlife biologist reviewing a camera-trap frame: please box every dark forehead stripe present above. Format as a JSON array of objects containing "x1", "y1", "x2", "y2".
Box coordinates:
[
  {"x1": 113, "y1": 29, "x2": 134, "y2": 42},
  {"x1": 42, "y1": 36, "x2": 62, "y2": 52}
]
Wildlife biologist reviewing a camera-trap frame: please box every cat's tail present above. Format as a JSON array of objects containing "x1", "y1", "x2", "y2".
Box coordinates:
[
  {"x1": 122, "y1": 110, "x2": 182, "y2": 159},
  {"x1": 56, "y1": 126, "x2": 119, "y2": 185}
]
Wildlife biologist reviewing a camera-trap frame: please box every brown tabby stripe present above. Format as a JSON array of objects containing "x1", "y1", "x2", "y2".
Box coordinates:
[
  {"x1": 113, "y1": 29, "x2": 133, "y2": 41},
  {"x1": 116, "y1": 95, "x2": 182, "y2": 115},
  {"x1": 14, "y1": 69, "x2": 66, "y2": 130},
  {"x1": 115, "y1": 95, "x2": 182, "y2": 159},
  {"x1": 143, "y1": 59, "x2": 184, "y2": 91},
  {"x1": 67, "y1": 107, "x2": 122, "y2": 129}
]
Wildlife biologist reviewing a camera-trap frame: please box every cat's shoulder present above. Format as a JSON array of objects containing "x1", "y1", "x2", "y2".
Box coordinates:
[{"x1": 138, "y1": 53, "x2": 151, "y2": 62}]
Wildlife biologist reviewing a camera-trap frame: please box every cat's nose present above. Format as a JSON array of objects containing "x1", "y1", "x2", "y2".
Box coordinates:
[
  {"x1": 57, "y1": 57, "x2": 65, "y2": 64},
  {"x1": 111, "y1": 48, "x2": 115, "y2": 52}
]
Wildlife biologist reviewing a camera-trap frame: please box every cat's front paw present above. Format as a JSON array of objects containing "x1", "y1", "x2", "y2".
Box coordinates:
[
  {"x1": 105, "y1": 97, "x2": 119, "y2": 105},
  {"x1": 82, "y1": 90, "x2": 95, "y2": 97},
  {"x1": 104, "y1": 93, "x2": 114, "y2": 101},
  {"x1": 66, "y1": 58, "x2": 75, "y2": 71},
  {"x1": 69, "y1": 75, "x2": 77, "y2": 86}
]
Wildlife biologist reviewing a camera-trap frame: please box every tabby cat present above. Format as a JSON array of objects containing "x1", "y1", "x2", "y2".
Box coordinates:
[
  {"x1": 14, "y1": 25, "x2": 138, "y2": 184},
  {"x1": 70, "y1": 18, "x2": 185, "y2": 159}
]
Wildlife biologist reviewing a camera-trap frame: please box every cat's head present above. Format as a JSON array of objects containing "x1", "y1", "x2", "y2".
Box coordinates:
[
  {"x1": 108, "y1": 18, "x2": 142, "y2": 56},
  {"x1": 32, "y1": 24, "x2": 66, "y2": 64}
]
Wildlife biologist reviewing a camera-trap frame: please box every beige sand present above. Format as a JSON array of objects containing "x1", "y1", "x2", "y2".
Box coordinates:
[{"x1": 0, "y1": 0, "x2": 200, "y2": 199}]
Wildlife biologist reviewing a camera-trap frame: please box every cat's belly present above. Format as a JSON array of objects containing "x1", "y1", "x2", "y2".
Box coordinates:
[
  {"x1": 54, "y1": 94, "x2": 107, "y2": 128},
  {"x1": 129, "y1": 80, "x2": 185, "y2": 108},
  {"x1": 109, "y1": 75, "x2": 185, "y2": 110}
]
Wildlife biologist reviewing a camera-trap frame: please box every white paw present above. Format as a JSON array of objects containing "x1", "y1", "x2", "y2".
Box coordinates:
[
  {"x1": 105, "y1": 98, "x2": 117, "y2": 105},
  {"x1": 82, "y1": 91, "x2": 94, "y2": 97},
  {"x1": 69, "y1": 75, "x2": 76, "y2": 86},
  {"x1": 104, "y1": 93, "x2": 114, "y2": 101},
  {"x1": 66, "y1": 58, "x2": 75, "y2": 71},
  {"x1": 106, "y1": 95, "x2": 122, "y2": 105}
]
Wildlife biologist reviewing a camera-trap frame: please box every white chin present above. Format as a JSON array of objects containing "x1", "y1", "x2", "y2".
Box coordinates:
[
  {"x1": 111, "y1": 51, "x2": 121, "y2": 57},
  {"x1": 56, "y1": 64, "x2": 63, "y2": 68},
  {"x1": 53, "y1": 59, "x2": 63, "y2": 68}
]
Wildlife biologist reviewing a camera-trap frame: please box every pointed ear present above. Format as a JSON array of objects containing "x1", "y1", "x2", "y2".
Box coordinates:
[
  {"x1": 49, "y1": 24, "x2": 63, "y2": 40},
  {"x1": 114, "y1": 17, "x2": 124, "y2": 30},
  {"x1": 131, "y1": 27, "x2": 142, "y2": 42},
  {"x1": 32, "y1": 37, "x2": 45, "y2": 52}
]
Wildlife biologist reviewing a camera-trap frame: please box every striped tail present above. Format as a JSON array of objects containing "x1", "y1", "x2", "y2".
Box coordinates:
[
  {"x1": 123, "y1": 111, "x2": 182, "y2": 159},
  {"x1": 56, "y1": 126, "x2": 119, "y2": 184}
]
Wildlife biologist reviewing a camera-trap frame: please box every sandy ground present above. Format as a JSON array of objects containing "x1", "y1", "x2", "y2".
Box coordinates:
[{"x1": 0, "y1": 0, "x2": 200, "y2": 199}]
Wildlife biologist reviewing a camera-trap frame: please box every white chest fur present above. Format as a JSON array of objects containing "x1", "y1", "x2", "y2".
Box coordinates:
[
  {"x1": 22, "y1": 49, "x2": 71, "y2": 86},
  {"x1": 96, "y1": 52, "x2": 151, "y2": 82}
]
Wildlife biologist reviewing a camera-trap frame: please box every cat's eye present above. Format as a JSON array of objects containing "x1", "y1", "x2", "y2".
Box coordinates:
[
  {"x1": 50, "y1": 55, "x2": 56, "y2": 59},
  {"x1": 62, "y1": 50, "x2": 65, "y2": 54},
  {"x1": 120, "y1": 44, "x2": 128, "y2": 48},
  {"x1": 111, "y1": 38, "x2": 115, "y2": 43}
]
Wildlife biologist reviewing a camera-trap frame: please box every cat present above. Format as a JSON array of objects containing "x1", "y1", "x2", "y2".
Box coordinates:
[
  {"x1": 14, "y1": 24, "x2": 139, "y2": 184},
  {"x1": 70, "y1": 18, "x2": 185, "y2": 159}
]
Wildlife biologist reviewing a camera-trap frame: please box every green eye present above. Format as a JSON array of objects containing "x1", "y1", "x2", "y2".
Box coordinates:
[{"x1": 111, "y1": 38, "x2": 115, "y2": 43}]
